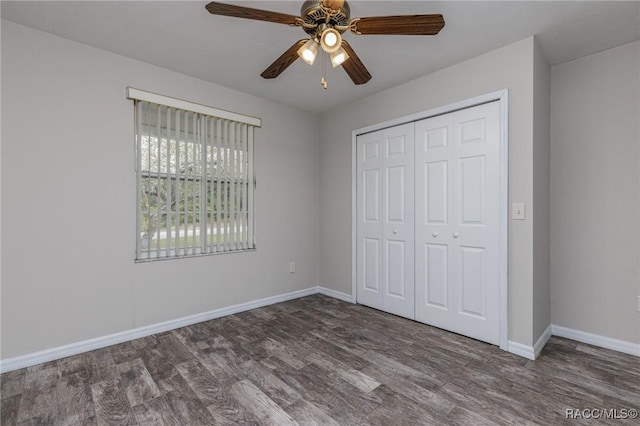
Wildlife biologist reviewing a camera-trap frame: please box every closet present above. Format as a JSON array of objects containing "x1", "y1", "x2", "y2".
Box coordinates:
[{"x1": 356, "y1": 101, "x2": 502, "y2": 345}]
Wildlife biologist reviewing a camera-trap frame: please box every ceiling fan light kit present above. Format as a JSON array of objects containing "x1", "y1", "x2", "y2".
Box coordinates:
[
  {"x1": 205, "y1": 0, "x2": 445, "y2": 88},
  {"x1": 297, "y1": 39, "x2": 319, "y2": 65},
  {"x1": 330, "y1": 47, "x2": 349, "y2": 68},
  {"x1": 319, "y1": 27, "x2": 342, "y2": 53}
]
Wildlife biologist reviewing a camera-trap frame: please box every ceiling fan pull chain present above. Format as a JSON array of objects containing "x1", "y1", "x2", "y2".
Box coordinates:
[{"x1": 321, "y1": 51, "x2": 328, "y2": 90}]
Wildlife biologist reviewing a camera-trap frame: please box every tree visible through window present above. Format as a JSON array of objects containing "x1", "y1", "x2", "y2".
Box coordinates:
[{"x1": 134, "y1": 99, "x2": 256, "y2": 260}]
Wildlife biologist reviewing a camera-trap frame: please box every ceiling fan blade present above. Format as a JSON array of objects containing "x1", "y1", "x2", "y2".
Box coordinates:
[
  {"x1": 205, "y1": 2, "x2": 299, "y2": 26},
  {"x1": 261, "y1": 40, "x2": 307, "y2": 79},
  {"x1": 351, "y1": 14, "x2": 445, "y2": 35},
  {"x1": 340, "y1": 41, "x2": 372, "y2": 85}
]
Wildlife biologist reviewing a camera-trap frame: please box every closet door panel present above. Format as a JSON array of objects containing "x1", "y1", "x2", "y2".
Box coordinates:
[
  {"x1": 415, "y1": 114, "x2": 454, "y2": 326},
  {"x1": 451, "y1": 102, "x2": 501, "y2": 344},
  {"x1": 424, "y1": 243, "x2": 448, "y2": 309},
  {"x1": 425, "y1": 161, "x2": 448, "y2": 224},
  {"x1": 381, "y1": 123, "x2": 415, "y2": 319},
  {"x1": 356, "y1": 131, "x2": 384, "y2": 310}
]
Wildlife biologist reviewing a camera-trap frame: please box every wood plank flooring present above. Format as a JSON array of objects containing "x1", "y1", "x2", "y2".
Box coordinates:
[{"x1": 2, "y1": 294, "x2": 639, "y2": 425}]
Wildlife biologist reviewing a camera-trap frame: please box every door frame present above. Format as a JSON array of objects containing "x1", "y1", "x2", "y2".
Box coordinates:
[{"x1": 351, "y1": 89, "x2": 509, "y2": 351}]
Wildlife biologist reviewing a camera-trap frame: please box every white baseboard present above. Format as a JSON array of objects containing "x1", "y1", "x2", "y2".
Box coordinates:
[
  {"x1": 508, "y1": 324, "x2": 552, "y2": 360},
  {"x1": 533, "y1": 325, "x2": 552, "y2": 359},
  {"x1": 509, "y1": 324, "x2": 640, "y2": 361},
  {"x1": 551, "y1": 324, "x2": 640, "y2": 357},
  {"x1": 0, "y1": 286, "x2": 322, "y2": 373},
  {"x1": 507, "y1": 341, "x2": 536, "y2": 360},
  {"x1": 317, "y1": 286, "x2": 356, "y2": 303}
]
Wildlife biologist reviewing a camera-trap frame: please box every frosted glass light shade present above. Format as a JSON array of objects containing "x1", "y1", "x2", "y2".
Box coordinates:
[
  {"x1": 297, "y1": 39, "x2": 319, "y2": 65},
  {"x1": 320, "y1": 28, "x2": 342, "y2": 53},
  {"x1": 330, "y1": 47, "x2": 350, "y2": 67}
]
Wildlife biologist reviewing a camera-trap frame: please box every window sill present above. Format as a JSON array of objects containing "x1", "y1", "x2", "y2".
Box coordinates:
[{"x1": 135, "y1": 247, "x2": 256, "y2": 263}]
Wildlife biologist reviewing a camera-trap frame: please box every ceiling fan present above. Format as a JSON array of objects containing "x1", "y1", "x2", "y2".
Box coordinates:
[{"x1": 205, "y1": 0, "x2": 445, "y2": 88}]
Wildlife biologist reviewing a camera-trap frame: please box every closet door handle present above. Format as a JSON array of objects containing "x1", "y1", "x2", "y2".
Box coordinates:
[
  {"x1": 453, "y1": 233, "x2": 459, "y2": 238},
  {"x1": 432, "y1": 232, "x2": 438, "y2": 237},
  {"x1": 392, "y1": 229, "x2": 398, "y2": 235}
]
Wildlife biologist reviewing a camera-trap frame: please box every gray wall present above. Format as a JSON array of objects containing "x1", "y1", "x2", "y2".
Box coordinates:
[
  {"x1": 532, "y1": 39, "x2": 551, "y2": 343},
  {"x1": 550, "y1": 40, "x2": 640, "y2": 344},
  {"x1": 319, "y1": 37, "x2": 539, "y2": 346},
  {"x1": 1, "y1": 21, "x2": 320, "y2": 359}
]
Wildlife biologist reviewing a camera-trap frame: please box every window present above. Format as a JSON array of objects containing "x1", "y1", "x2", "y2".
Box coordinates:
[{"x1": 128, "y1": 88, "x2": 260, "y2": 260}]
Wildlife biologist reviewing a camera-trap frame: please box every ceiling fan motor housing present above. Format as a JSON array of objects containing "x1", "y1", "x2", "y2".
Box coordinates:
[{"x1": 300, "y1": 0, "x2": 351, "y2": 37}]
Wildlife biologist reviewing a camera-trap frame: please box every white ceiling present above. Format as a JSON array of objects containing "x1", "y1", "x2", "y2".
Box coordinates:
[{"x1": 2, "y1": 1, "x2": 639, "y2": 113}]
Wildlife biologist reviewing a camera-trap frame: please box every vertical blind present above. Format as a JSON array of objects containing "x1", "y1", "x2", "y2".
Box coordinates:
[{"x1": 129, "y1": 88, "x2": 260, "y2": 260}]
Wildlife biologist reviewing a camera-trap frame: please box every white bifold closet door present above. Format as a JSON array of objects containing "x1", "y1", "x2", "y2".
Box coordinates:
[
  {"x1": 356, "y1": 123, "x2": 415, "y2": 319},
  {"x1": 414, "y1": 101, "x2": 501, "y2": 345}
]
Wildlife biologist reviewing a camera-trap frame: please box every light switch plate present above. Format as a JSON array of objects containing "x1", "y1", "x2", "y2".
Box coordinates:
[{"x1": 512, "y1": 203, "x2": 525, "y2": 220}]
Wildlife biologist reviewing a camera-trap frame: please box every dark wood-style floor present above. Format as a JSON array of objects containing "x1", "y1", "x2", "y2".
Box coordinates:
[{"x1": 1, "y1": 294, "x2": 639, "y2": 425}]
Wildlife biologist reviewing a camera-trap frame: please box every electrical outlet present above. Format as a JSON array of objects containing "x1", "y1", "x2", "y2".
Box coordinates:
[
  {"x1": 512, "y1": 203, "x2": 526, "y2": 220},
  {"x1": 289, "y1": 262, "x2": 296, "y2": 274}
]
